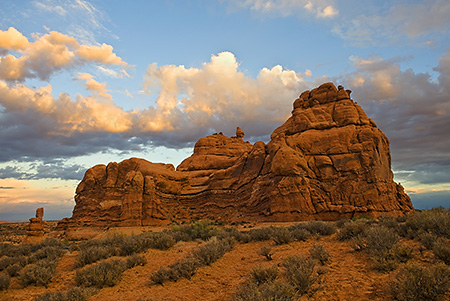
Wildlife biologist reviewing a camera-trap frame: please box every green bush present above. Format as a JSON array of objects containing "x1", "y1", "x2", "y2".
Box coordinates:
[
  {"x1": 283, "y1": 256, "x2": 316, "y2": 295},
  {"x1": 0, "y1": 272, "x2": 10, "y2": 291},
  {"x1": 309, "y1": 244, "x2": 330, "y2": 265},
  {"x1": 75, "y1": 259, "x2": 126, "y2": 288},
  {"x1": 250, "y1": 265, "x2": 279, "y2": 285},
  {"x1": 19, "y1": 259, "x2": 57, "y2": 287},
  {"x1": 126, "y1": 254, "x2": 147, "y2": 269},
  {"x1": 390, "y1": 263, "x2": 450, "y2": 300},
  {"x1": 433, "y1": 238, "x2": 450, "y2": 265},
  {"x1": 271, "y1": 227, "x2": 292, "y2": 245}
]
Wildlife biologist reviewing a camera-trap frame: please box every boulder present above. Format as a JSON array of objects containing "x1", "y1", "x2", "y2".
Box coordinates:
[{"x1": 58, "y1": 83, "x2": 413, "y2": 228}]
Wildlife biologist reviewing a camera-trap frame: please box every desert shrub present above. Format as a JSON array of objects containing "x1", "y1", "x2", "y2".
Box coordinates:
[
  {"x1": 378, "y1": 215, "x2": 399, "y2": 229},
  {"x1": 150, "y1": 266, "x2": 171, "y2": 285},
  {"x1": 405, "y1": 208, "x2": 450, "y2": 238},
  {"x1": 126, "y1": 254, "x2": 147, "y2": 269},
  {"x1": 390, "y1": 263, "x2": 450, "y2": 301},
  {"x1": 75, "y1": 245, "x2": 117, "y2": 268},
  {"x1": 75, "y1": 259, "x2": 126, "y2": 288},
  {"x1": 167, "y1": 256, "x2": 200, "y2": 281},
  {"x1": 418, "y1": 231, "x2": 438, "y2": 249},
  {"x1": 309, "y1": 244, "x2": 330, "y2": 265},
  {"x1": 258, "y1": 246, "x2": 274, "y2": 261},
  {"x1": 191, "y1": 238, "x2": 234, "y2": 266},
  {"x1": 118, "y1": 235, "x2": 143, "y2": 256},
  {"x1": 19, "y1": 259, "x2": 57, "y2": 287},
  {"x1": 364, "y1": 226, "x2": 399, "y2": 256},
  {"x1": 232, "y1": 280, "x2": 296, "y2": 301},
  {"x1": 151, "y1": 238, "x2": 233, "y2": 285},
  {"x1": 271, "y1": 227, "x2": 292, "y2": 245},
  {"x1": 296, "y1": 221, "x2": 336, "y2": 236},
  {"x1": 30, "y1": 246, "x2": 65, "y2": 263},
  {"x1": 0, "y1": 272, "x2": 10, "y2": 291},
  {"x1": 391, "y1": 244, "x2": 414, "y2": 263},
  {"x1": 171, "y1": 220, "x2": 219, "y2": 241},
  {"x1": 150, "y1": 232, "x2": 176, "y2": 250},
  {"x1": 349, "y1": 234, "x2": 366, "y2": 251},
  {"x1": 250, "y1": 265, "x2": 279, "y2": 285},
  {"x1": 433, "y1": 238, "x2": 450, "y2": 265},
  {"x1": 34, "y1": 287, "x2": 97, "y2": 301},
  {"x1": 247, "y1": 227, "x2": 275, "y2": 242},
  {"x1": 283, "y1": 256, "x2": 317, "y2": 295},
  {"x1": 289, "y1": 227, "x2": 311, "y2": 241},
  {"x1": 336, "y1": 220, "x2": 369, "y2": 241}
]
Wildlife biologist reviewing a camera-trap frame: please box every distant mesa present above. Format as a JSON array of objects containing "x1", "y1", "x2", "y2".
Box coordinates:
[{"x1": 58, "y1": 82, "x2": 413, "y2": 228}]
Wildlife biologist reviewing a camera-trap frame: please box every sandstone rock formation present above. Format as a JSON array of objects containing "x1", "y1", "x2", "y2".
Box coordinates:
[
  {"x1": 58, "y1": 83, "x2": 413, "y2": 228},
  {"x1": 27, "y1": 207, "x2": 47, "y2": 236}
]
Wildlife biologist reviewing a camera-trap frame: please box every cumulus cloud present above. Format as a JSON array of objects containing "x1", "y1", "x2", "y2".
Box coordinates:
[
  {"x1": 224, "y1": 0, "x2": 338, "y2": 19},
  {"x1": 338, "y1": 49, "x2": 450, "y2": 188},
  {"x1": 0, "y1": 27, "x2": 127, "y2": 82}
]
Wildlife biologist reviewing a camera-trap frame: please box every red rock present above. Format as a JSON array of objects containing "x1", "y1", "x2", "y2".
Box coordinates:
[
  {"x1": 27, "y1": 207, "x2": 47, "y2": 236},
  {"x1": 58, "y1": 83, "x2": 413, "y2": 228}
]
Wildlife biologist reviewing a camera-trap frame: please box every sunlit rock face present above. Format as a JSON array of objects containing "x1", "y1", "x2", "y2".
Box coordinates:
[{"x1": 58, "y1": 83, "x2": 413, "y2": 228}]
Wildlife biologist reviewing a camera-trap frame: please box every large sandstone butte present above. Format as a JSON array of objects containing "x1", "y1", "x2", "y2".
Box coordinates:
[{"x1": 59, "y1": 83, "x2": 413, "y2": 228}]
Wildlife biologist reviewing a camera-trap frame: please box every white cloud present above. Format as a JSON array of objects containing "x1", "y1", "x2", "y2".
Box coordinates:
[
  {"x1": 0, "y1": 27, "x2": 127, "y2": 82},
  {"x1": 224, "y1": 0, "x2": 338, "y2": 18}
]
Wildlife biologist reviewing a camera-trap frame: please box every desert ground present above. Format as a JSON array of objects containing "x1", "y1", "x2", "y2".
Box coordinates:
[{"x1": 1, "y1": 208, "x2": 449, "y2": 301}]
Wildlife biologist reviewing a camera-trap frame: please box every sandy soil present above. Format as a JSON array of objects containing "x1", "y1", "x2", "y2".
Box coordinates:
[{"x1": 0, "y1": 225, "x2": 442, "y2": 301}]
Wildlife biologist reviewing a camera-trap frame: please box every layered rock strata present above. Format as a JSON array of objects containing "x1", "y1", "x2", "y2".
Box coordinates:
[
  {"x1": 27, "y1": 207, "x2": 47, "y2": 236},
  {"x1": 59, "y1": 83, "x2": 413, "y2": 227}
]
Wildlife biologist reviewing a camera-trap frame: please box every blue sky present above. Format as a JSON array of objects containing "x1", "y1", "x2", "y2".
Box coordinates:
[{"x1": 0, "y1": 0, "x2": 449, "y2": 220}]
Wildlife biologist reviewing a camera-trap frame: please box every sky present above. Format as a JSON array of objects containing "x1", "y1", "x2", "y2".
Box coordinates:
[{"x1": 0, "y1": 0, "x2": 449, "y2": 221}]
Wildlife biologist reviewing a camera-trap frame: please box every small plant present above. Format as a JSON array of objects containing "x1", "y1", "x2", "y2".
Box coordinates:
[
  {"x1": 336, "y1": 220, "x2": 369, "y2": 241},
  {"x1": 390, "y1": 263, "x2": 450, "y2": 300},
  {"x1": 150, "y1": 266, "x2": 171, "y2": 285},
  {"x1": 297, "y1": 221, "x2": 336, "y2": 236},
  {"x1": 405, "y1": 208, "x2": 450, "y2": 238},
  {"x1": 75, "y1": 245, "x2": 117, "y2": 268},
  {"x1": 191, "y1": 238, "x2": 234, "y2": 266},
  {"x1": 364, "y1": 226, "x2": 399, "y2": 256},
  {"x1": 309, "y1": 244, "x2": 330, "y2": 265},
  {"x1": 418, "y1": 231, "x2": 438, "y2": 249},
  {"x1": 247, "y1": 227, "x2": 274, "y2": 242},
  {"x1": 126, "y1": 254, "x2": 147, "y2": 269},
  {"x1": 283, "y1": 256, "x2": 317, "y2": 295},
  {"x1": 258, "y1": 246, "x2": 274, "y2": 261},
  {"x1": 391, "y1": 244, "x2": 414, "y2": 263},
  {"x1": 150, "y1": 232, "x2": 176, "y2": 250},
  {"x1": 433, "y1": 237, "x2": 450, "y2": 265},
  {"x1": 289, "y1": 227, "x2": 311, "y2": 241},
  {"x1": 272, "y1": 227, "x2": 292, "y2": 245},
  {"x1": 75, "y1": 259, "x2": 126, "y2": 288},
  {"x1": 34, "y1": 287, "x2": 97, "y2": 301},
  {"x1": 19, "y1": 259, "x2": 57, "y2": 287},
  {"x1": 0, "y1": 272, "x2": 10, "y2": 291},
  {"x1": 250, "y1": 265, "x2": 279, "y2": 285}
]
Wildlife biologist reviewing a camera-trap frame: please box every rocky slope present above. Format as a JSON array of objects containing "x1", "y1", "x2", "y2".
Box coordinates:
[{"x1": 58, "y1": 83, "x2": 413, "y2": 227}]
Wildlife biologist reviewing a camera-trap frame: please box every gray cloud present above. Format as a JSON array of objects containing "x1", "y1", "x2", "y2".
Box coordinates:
[{"x1": 337, "y1": 50, "x2": 450, "y2": 187}]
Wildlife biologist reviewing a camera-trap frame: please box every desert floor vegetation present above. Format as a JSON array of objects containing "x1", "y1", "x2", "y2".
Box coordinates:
[{"x1": 0, "y1": 208, "x2": 449, "y2": 300}]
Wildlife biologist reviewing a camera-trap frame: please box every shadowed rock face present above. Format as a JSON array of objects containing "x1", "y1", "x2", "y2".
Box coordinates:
[{"x1": 59, "y1": 83, "x2": 413, "y2": 228}]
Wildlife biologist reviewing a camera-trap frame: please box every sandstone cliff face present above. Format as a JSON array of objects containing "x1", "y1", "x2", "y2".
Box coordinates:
[{"x1": 59, "y1": 83, "x2": 413, "y2": 227}]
